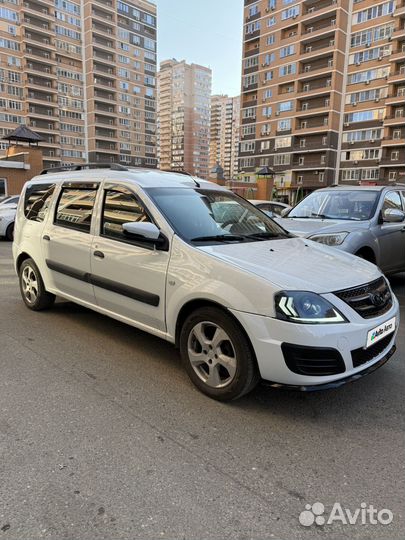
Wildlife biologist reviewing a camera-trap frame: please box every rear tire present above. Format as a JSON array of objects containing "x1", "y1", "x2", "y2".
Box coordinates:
[
  {"x1": 19, "y1": 258, "x2": 55, "y2": 311},
  {"x1": 179, "y1": 306, "x2": 259, "y2": 401},
  {"x1": 5, "y1": 222, "x2": 14, "y2": 241}
]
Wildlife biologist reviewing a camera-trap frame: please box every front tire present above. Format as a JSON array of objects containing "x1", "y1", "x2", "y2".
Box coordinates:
[
  {"x1": 19, "y1": 258, "x2": 55, "y2": 311},
  {"x1": 179, "y1": 307, "x2": 259, "y2": 401}
]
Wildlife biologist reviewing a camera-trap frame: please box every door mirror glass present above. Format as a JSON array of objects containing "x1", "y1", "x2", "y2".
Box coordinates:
[
  {"x1": 122, "y1": 221, "x2": 161, "y2": 241},
  {"x1": 382, "y1": 208, "x2": 405, "y2": 223}
]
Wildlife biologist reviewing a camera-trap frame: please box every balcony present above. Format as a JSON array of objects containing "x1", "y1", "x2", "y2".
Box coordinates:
[
  {"x1": 389, "y1": 68, "x2": 405, "y2": 82},
  {"x1": 302, "y1": 1, "x2": 338, "y2": 21},
  {"x1": 95, "y1": 129, "x2": 117, "y2": 139},
  {"x1": 381, "y1": 137, "x2": 405, "y2": 146},
  {"x1": 94, "y1": 77, "x2": 116, "y2": 89},
  {"x1": 26, "y1": 61, "x2": 56, "y2": 77},
  {"x1": 26, "y1": 76, "x2": 56, "y2": 91},
  {"x1": 27, "y1": 91, "x2": 57, "y2": 104},
  {"x1": 94, "y1": 63, "x2": 115, "y2": 76},
  {"x1": 297, "y1": 104, "x2": 330, "y2": 117},
  {"x1": 95, "y1": 103, "x2": 116, "y2": 115},
  {"x1": 299, "y1": 63, "x2": 333, "y2": 80},
  {"x1": 22, "y1": 16, "x2": 52, "y2": 32},
  {"x1": 24, "y1": 31, "x2": 54, "y2": 50},
  {"x1": 298, "y1": 84, "x2": 332, "y2": 97},
  {"x1": 92, "y1": 8, "x2": 113, "y2": 23},
  {"x1": 302, "y1": 21, "x2": 336, "y2": 39},
  {"x1": 28, "y1": 106, "x2": 58, "y2": 119},
  {"x1": 93, "y1": 0, "x2": 114, "y2": 11},
  {"x1": 294, "y1": 122, "x2": 330, "y2": 134},
  {"x1": 384, "y1": 114, "x2": 405, "y2": 125},
  {"x1": 93, "y1": 37, "x2": 114, "y2": 51},
  {"x1": 95, "y1": 115, "x2": 116, "y2": 126},
  {"x1": 92, "y1": 22, "x2": 114, "y2": 37},
  {"x1": 22, "y1": 1, "x2": 54, "y2": 21},
  {"x1": 25, "y1": 46, "x2": 56, "y2": 64}
]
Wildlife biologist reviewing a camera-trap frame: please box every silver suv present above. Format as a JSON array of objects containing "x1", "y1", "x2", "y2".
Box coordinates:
[{"x1": 277, "y1": 185, "x2": 405, "y2": 275}]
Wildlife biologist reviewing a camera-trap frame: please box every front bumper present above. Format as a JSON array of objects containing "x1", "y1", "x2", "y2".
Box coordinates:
[{"x1": 230, "y1": 295, "x2": 400, "y2": 387}]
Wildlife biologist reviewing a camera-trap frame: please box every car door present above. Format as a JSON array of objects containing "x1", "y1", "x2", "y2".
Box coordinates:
[
  {"x1": 41, "y1": 180, "x2": 99, "y2": 304},
  {"x1": 90, "y1": 183, "x2": 170, "y2": 333},
  {"x1": 377, "y1": 190, "x2": 405, "y2": 273}
]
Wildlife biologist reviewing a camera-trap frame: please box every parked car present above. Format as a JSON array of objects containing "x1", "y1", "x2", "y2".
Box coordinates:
[
  {"x1": 249, "y1": 199, "x2": 291, "y2": 218},
  {"x1": 13, "y1": 166, "x2": 399, "y2": 400},
  {"x1": 0, "y1": 195, "x2": 19, "y2": 241},
  {"x1": 276, "y1": 185, "x2": 405, "y2": 275}
]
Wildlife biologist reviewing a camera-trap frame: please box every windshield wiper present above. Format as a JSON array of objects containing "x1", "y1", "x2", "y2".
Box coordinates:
[
  {"x1": 244, "y1": 232, "x2": 284, "y2": 240},
  {"x1": 191, "y1": 234, "x2": 246, "y2": 243}
]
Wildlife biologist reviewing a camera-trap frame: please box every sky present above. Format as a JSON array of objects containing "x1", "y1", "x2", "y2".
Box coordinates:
[{"x1": 154, "y1": 0, "x2": 244, "y2": 96}]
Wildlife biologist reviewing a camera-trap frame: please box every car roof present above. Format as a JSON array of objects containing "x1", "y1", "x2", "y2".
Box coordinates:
[
  {"x1": 27, "y1": 168, "x2": 226, "y2": 190},
  {"x1": 316, "y1": 184, "x2": 405, "y2": 192}
]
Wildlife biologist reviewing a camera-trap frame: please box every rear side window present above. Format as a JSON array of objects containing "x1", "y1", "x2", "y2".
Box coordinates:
[
  {"x1": 55, "y1": 186, "x2": 98, "y2": 233},
  {"x1": 24, "y1": 183, "x2": 55, "y2": 222},
  {"x1": 101, "y1": 189, "x2": 151, "y2": 241}
]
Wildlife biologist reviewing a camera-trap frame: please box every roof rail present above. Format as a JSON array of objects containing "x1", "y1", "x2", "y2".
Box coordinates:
[{"x1": 40, "y1": 163, "x2": 129, "y2": 175}]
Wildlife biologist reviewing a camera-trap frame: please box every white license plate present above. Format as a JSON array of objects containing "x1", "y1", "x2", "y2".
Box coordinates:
[{"x1": 366, "y1": 317, "x2": 396, "y2": 349}]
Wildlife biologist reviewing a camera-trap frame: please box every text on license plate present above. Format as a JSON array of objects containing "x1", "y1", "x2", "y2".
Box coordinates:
[{"x1": 366, "y1": 317, "x2": 396, "y2": 349}]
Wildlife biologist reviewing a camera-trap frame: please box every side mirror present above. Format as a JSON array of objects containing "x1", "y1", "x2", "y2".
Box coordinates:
[
  {"x1": 123, "y1": 221, "x2": 160, "y2": 240},
  {"x1": 382, "y1": 208, "x2": 405, "y2": 223},
  {"x1": 280, "y1": 207, "x2": 290, "y2": 217}
]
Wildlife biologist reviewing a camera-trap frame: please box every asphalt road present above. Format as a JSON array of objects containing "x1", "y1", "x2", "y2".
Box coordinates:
[{"x1": 0, "y1": 240, "x2": 404, "y2": 540}]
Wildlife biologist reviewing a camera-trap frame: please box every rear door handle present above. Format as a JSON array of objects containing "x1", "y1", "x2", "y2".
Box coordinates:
[
  {"x1": 43, "y1": 234, "x2": 50, "y2": 241},
  {"x1": 94, "y1": 250, "x2": 105, "y2": 259}
]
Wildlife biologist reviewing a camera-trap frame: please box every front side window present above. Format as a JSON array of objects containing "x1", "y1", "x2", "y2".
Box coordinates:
[
  {"x1": 55, "y1": 185, "x2": 98, "y2": 233},
  {"x1": 101, "y1": 189, "x2": 151, "y2": 241},
  {"x1": 24, "y1": 183, "x2": 55, "y2": 222},
  {"x1": 146, "y1": 188, "x2": 289, "y2": 244},
  {"x1": 288, "y1": 190, "x2": 380, "y2": 221}
]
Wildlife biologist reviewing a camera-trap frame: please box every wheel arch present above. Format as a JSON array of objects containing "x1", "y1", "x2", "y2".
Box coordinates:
[
  {"x1": 16, "y1": 251, "x2": 33, "y2": 272},
  {"x1": 174, "y1": 299, "x2": 258, "y2": 367},
  {"x1": 355, "y1": 246, "x2": 377, "y2": 264}
]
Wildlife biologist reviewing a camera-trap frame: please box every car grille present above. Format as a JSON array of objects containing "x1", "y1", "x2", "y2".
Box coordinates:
[
  {"x1": 333, "y1": 277, "x2": 392, "y2": 319},
  {"x1": 281, "y1": 343, "x2": 346, "y2": 376},
  {"x1": 351, "y1": 334, "x2": 394, "y2": 368}
]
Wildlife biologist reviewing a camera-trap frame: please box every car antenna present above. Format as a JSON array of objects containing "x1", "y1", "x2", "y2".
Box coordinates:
[{"x1": 170, "y1": 169, "x2": 201, "y2": 188}]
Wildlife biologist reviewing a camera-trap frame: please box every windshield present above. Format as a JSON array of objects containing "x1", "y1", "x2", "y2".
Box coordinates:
[
  {"x1": 288, "y1": 190, "x2": 379, "y2": 221},
  {"x1": 146, "y1": 188, "x2": 290, "y2": 244}
]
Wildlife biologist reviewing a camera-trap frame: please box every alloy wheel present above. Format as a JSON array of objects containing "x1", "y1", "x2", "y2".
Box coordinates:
[{"x1": 187, "y1": 321, "x2": 237, "y2": 388}]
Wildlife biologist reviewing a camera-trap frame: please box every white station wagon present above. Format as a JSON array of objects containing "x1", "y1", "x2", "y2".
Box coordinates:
[{"x1": 13, "y1": 165, "x2": 400, "y2": 400}]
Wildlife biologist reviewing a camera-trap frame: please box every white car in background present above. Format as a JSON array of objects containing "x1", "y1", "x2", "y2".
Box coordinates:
[
  {"x1": 12, "y1": 166, "x2": 399, "y2": 400},
  {"x1": 0, "y1": 195, "x2": 19, "y2": 241},
  {"x1": 249, "y1": 199, "x2": 291, "y2": 218}
]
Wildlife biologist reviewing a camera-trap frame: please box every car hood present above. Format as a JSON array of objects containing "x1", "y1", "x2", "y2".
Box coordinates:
[
  {"x1": 274, "y1": 217, "x2": 370, "y2": 237},
  {"x1": 198, "y1": 237, "x2": 380, "y2": 293}
]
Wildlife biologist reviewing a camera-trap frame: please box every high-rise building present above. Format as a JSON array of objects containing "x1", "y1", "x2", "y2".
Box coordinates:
[
  {"x1": 157, "y1": 59, "x2": 212, "y2": 178},
  {"x1": 0, "y1": 0, "x2": 157, "y2": 170},
  {"x1": 239, "y1": 0, "x2": 405, "y2": 201},
  {"x1": 210, "y1": 94, "x2": 240, "y2": 180}
]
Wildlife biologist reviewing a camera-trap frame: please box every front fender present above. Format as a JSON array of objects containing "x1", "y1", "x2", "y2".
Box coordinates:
[{"x1": 165, "y1": 237, "x2": 277, "y2": 340}]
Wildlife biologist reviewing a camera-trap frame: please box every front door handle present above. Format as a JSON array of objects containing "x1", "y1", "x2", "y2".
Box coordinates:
[
  {"x1": 43, "y1": 234, "x2": 50, "y2": 241},
  {"x1": 94, "y1": 250, "x2": 105, "y2": 259}
]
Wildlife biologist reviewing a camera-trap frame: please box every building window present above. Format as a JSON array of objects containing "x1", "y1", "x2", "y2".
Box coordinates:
[
  {"x1": 298, "y1": 157, "x2": 304, "y2": 165},
  {"x1": 319, "y1": 172, "x2": 325, "y2": 182},
  {"x1": 300, "y1": 139, "x2": 306, "y2": 148},
  {"x1": 389, "y1": 171, "x2": 397, "y2": 181},
  {"x1": 391, "y1": 150, "x2": 399, "y2": 161}
]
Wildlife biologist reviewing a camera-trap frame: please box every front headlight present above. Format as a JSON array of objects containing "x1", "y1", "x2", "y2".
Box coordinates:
[
  {"x1": 309, "y1": 232, "x2": 349, "y2": 246},
  {"x1": 275, "y1": 291, "x2": 347, "y2": 324}
]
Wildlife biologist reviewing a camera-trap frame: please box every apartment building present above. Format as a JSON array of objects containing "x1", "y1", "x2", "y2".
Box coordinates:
[
  {"x1": 210, "y1": 94, "x2": 240, "y2": 180},
  {"x1": 158, "y1": 59, "x2": 212, "y2": 178},
  {"x1": 0, "y1": 0, "x2": 157, "y2": 172},
  {"x1": 239, "y1": 0, "x2": 405, "y2": 200}
]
